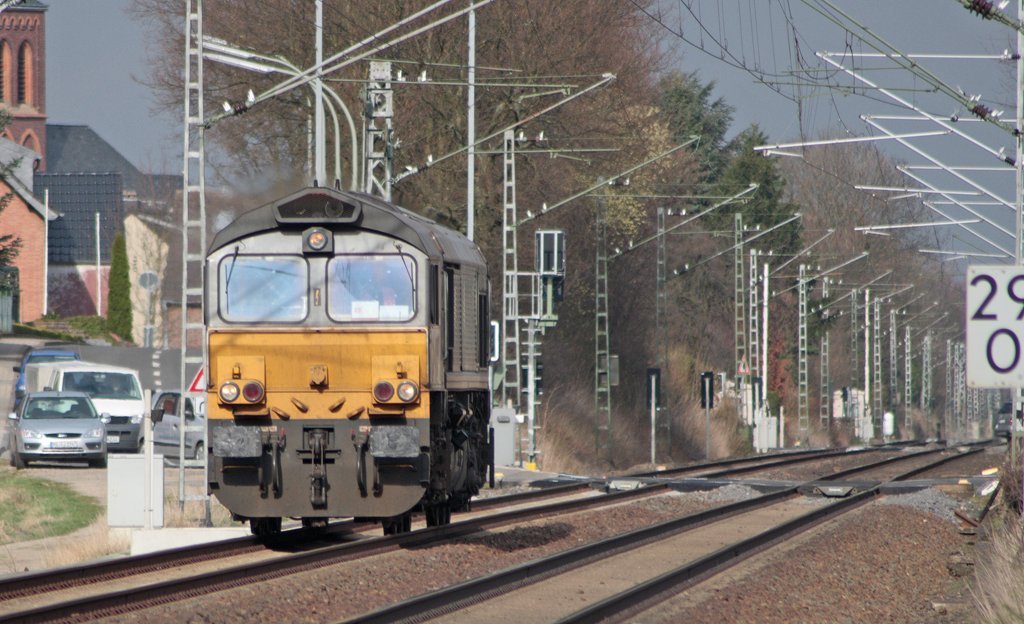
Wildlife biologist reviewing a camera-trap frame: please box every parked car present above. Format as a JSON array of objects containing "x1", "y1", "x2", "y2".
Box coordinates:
[
  {"x1": 995, "y1": 402, "x2": 1020, "y2": 440},
  {"x1": 8, "y1": 391, "x2": 108, "y2": 468},
  {"x1": 12, "y1": 349, "x2": 80, "y2": 406},
  {"x1": 150, "y1": 390, "x2": 206, "y2": 460},
  {"x1": 39, "y1": 362, "x2": 146, "y2": 452}
]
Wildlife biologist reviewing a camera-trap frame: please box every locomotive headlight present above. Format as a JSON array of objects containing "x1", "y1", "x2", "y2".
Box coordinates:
[
  {"x1": 396, "y1": 381, "x2": 419, "y2": 402},
  {"x1": 373, "y1": 381, "x2": 395, "y2": 402},
  {"x1": 242, "y1": 381, "x2": 265, "y2": 403},
  {"x1": 219, "y1": 382, "x2": 240, "y2": 402},
  {"x1": 302, "y1": 226, "x2": 333, "y2": 253},
  {"x1": 307, "y1": 230, "x2": 328, "y2": 250}
]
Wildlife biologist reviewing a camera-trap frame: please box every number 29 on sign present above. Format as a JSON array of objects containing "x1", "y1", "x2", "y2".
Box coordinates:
[{"x1": 967, "y1": 266, "x2": 1024, "y2": 387}]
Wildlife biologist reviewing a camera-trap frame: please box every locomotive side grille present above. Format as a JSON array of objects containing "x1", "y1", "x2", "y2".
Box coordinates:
[{"x1": 459, "y1": 269, "x2": 480, "y2": 372}]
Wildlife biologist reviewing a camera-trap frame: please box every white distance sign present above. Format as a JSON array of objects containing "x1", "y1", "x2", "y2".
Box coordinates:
[{"x1": 967, "y1": 265, "x2": 1024, "y2": 388}]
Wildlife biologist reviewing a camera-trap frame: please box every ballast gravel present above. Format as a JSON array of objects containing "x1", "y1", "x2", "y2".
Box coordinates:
[
  {"x1": 101, "y1": 450, "x2": 993, "y2": 624},
  {"x1": 638, "y1": 500, "x2": 972, "y2": 624}
]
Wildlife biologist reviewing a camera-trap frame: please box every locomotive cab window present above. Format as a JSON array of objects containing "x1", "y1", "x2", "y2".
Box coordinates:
[
  {"x1": 327, "y1": 254, "x2": 416, "y2": 322},
  {"x1": 219, "y1": 255, "x2": 309, "y2": 323}
]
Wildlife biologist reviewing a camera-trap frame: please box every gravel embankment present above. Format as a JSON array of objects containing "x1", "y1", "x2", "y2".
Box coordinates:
[
  {"x1": 751, "y1": 445, "x2": 1002, "y2": 483},
  {"x1": 102, "y1": 491, "x2": 764, "y2": 623},
  {"x1": 641, "y1": 496, "x2": 973, "y2": 624},
  {"x1": 102, "y1": 476, "x2": 987, "y2": 624}
]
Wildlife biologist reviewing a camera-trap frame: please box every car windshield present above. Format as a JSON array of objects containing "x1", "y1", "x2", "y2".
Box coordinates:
[
  {"x1": 63, "y1": 371, "x2": 141, "y2": 400},
  {"x1": 219, "y1": 255, "x2": 308, "y2": 322},
  {"x1": 23, "y1": 397, "x2": 96, "y2": 419},
  {"x1": 327, "y1": 254, "x2": 416, "y2": 322},
  {"x1": 27, "y1": 353, "x2": 77, "y2": 365}
]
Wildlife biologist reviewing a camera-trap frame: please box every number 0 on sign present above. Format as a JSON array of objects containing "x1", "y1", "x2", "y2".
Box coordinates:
[{"x1": 966, "y1": 266, "x2": 1024, "y2": 388}]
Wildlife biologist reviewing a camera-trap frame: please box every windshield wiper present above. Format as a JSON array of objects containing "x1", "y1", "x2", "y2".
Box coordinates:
[{"x1": 224, "y1": 245, "x2": 240, "y2": 313}]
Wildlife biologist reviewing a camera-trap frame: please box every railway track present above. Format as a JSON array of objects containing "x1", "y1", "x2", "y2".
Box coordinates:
[
  {"x1": 345, "y1": 445, "x2": 984, "y2": 624},
  {"x1": 0, "y1": 480, "x2": 611, "y2": 620},
  {"x1": 0, "y1": 444, "x2": 847, "y2": 613},
  {"x1": 0, "y1": 442, "x2": 966, "y2": 622}
]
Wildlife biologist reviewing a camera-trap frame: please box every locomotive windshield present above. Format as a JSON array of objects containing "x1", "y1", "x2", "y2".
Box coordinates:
[
  {"x1": 327, "y1": 254, "x2": 416, "y2": 322},
  {"x1": 219, "y1": 255, "x2": 309, "y2": 322}
]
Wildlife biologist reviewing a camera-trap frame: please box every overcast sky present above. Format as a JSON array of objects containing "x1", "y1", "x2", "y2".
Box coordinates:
[
  {"x1": 44, "y1": 1, "x2": 1014, "y2": 159},
  {"x1": 46, "y1": 0, "x2": 179, "y2": 174},
  {"x1": 43, "y1": 1, "x2": 1021, "y2": 260}
]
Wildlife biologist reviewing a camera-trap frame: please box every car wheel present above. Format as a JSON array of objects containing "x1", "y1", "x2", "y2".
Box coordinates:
[
  {"x1": 192, "y1": 441, "x2": 205, "y2": 460},
  {"x1": 10, "y1": 451, "x2": 24, "y2": 470},
  {"x1": 89, "y1": 456, "x2": 107, "y2": 469}
]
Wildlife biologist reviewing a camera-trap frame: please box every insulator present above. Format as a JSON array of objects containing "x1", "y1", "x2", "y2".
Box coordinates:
[
  {"x1": 968, "y1": 0, "x2": 995, "y2": 17},
  {"x1": 970, "y1": 103, "x2": 992, "y2": 119}
]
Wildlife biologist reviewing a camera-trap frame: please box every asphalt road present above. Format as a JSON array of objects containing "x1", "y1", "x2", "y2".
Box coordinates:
[
  {"x1": 2, "y1": 340, "x2": 198, "y2": 403},
  {"x1": 0, "y1": 339, "x2": 199, "y2": 446}
]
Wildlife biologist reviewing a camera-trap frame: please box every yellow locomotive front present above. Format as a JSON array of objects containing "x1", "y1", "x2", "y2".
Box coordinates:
[{"x1": 204, "y1": 188, "x2": 492, "y2": 536}]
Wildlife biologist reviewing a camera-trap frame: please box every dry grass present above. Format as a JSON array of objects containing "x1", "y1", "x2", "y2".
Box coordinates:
[
  {"x1": 40, "y1": 516, "x2": 130, "y2": 569},
  {"x1": 162, "y1": 493, "x2": 238, "y2": 528},
  {"x1": 999, "y1": 443, "x2": 1023, "y2": 514},
  {"x1": 972, "y1": 450, "x2": 1024, "y2": 623},
  {"x1": 23, "y1": 491, "x2": 239, "y2": 570},
  {"x1": 35, "y1": 495, "x2": 239, "y2": 570},
  {"x1": 973, "y1": 511, "x2": 1024, "y2": 623},
  {"x1": 538, "y1": 385, "x2": 753, "y2": 475}
]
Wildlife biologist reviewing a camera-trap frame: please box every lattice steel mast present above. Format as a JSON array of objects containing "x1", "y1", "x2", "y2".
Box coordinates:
[
  {"x1": 734, "y1": 214, "x2": 746, "y2": 422},
  {"x1": 872, "y1": 298, "x2": 882, "y2": 425},
  {"x1": 179, "y1": 0, "x2": 211, "y2": 521},
  {"x1": 594, "y1": 190, "x2": 611, "y2": 460},
  {"x1": 499, "y1": 130, "x2": 521, "y2": 410},
  {"x1": 819, "y1": 278, "x2": 830, "y2": 425},
  {"x1": 797, "y1": 264, "x2": 809, "y2": 434}
]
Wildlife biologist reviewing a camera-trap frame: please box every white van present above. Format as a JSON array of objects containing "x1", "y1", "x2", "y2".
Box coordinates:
[{"x1": 42, "y1": 361, "x2": 146, "y2": 452}]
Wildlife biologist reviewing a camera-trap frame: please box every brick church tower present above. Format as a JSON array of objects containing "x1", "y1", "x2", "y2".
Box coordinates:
[{"x1": 0, "y1": 1, "x2": 46, "y2": 168}]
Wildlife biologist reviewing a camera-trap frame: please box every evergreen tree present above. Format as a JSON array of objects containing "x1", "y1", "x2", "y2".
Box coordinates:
[
  {"x1": 658, "y1": 70, "x2": 734, "y2": 183},
  {"x1": 107, "y1": 232, "x2": 132, "y2": 342},
  {"x1": 710, "y1": 125, "x2": 802, "y2": 255}
]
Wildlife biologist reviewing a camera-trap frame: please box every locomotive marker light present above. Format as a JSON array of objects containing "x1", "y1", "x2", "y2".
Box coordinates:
[
  {"x1": 966, "y1": 265, "x2": 1024, "y2": 387},
  {"x1": 242, "y1": 381, "x2": 265, "y2": 403},
  {"x1": 373, "y1": 381, "x2": 396, "y2": 402}
]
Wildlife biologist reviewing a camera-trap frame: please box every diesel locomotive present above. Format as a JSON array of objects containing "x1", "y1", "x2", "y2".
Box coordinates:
[{"x1": 203, "y1": 187, "x2": 493, "y2": 535}]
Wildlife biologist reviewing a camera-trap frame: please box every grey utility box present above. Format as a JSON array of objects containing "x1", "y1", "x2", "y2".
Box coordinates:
[
  {"x1": 491, "y1": 407, "x2": 516, "y2": 467},
  {"x1": 107, "y1": 453, "x2": 164, "y2": 528}
]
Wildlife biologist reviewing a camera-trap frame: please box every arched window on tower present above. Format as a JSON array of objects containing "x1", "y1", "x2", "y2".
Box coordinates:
[
  {"x1": 17, "y1": 41, "x2": 32, "y2": 106},
  {"x1": 20, "y1": 130, "x2": 37, "y2": 154},
  {"x1": 0, "y1": 41, "x2": 9, "y2": 104}
]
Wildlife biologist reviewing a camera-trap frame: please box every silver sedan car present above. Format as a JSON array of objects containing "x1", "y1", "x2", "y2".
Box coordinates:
[{"x1": 8, "y1": 391, "x2": 109, "y2": 468}]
